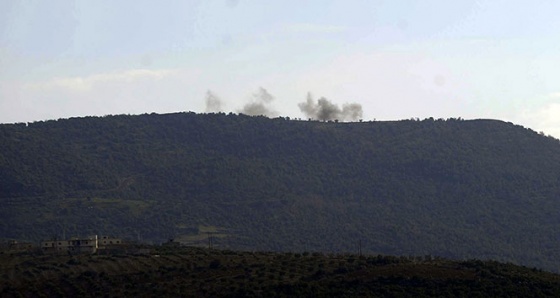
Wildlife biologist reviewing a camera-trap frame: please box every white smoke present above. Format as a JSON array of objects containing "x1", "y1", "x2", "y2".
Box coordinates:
[{"x1": 204, "y1": 90, "x2": 223, "y2": 113}]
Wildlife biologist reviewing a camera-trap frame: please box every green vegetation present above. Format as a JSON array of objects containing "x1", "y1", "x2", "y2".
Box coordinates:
[
  {"x1": 1, "y1": 113, "x2": 560, "y2": 271},
  {"x1": 2, "y1": 247, "x2": 560, "y2": 297}
]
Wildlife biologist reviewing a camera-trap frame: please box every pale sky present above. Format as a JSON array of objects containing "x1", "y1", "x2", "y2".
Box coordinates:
[{"x1": 1, "y1": 0, "x2": 560, "y2": 137}]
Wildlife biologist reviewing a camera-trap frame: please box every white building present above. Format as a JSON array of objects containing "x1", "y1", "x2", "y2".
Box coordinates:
[
  {"x1": 98, "y1": 235, "x2": 122, "y2": 246},
  {"x1": 42, "y1": 235, "x2": 99, "y2": 253}
]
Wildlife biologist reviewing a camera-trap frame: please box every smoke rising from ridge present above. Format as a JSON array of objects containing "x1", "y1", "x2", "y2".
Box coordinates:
[
  {"x1": 205, "y1": 90, "x2": 223, "y2": 113},
  {"x1": 239, "y1": 87, "x2": 277, "y2": 117},
  {"x1": 298, "y1": 93, "x2": 363, "y2": 121}
]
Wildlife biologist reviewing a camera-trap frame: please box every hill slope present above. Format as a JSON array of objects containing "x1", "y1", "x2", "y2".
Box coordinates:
[
  {"x1": 2, "y1": 248, "x2": 560, "y2": 297},
  {"x1": 1, "y1": 113, "x2": 560, "y2": 270}
]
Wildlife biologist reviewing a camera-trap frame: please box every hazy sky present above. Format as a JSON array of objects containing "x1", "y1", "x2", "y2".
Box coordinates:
[{"x1": 1, "y1": 0, "x2": 559, "y2": 137}]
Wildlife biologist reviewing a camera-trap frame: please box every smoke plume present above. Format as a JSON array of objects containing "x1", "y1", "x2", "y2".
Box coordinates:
[
  {"x1": 239, "y1": 87, "x2": 277, "y2": 117},
  {"x1": 205, "y1": 90, "x2": 223, "y2": 113},
  {"x1": 298, "y1": 92, "x2": 363, "y2": 121}
]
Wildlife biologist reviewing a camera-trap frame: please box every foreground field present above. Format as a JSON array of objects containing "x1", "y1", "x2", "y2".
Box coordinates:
[{"x1": 2, "y1": 246, "x2": 560, "y2": 297}]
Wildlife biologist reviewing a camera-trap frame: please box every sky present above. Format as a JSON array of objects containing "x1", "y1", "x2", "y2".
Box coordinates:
[{"x1": 1, "y1": 0, "x2": 560, "y2": 137}]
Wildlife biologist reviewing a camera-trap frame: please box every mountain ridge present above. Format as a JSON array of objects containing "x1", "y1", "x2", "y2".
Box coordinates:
[{"x1": 1, "y1": 112, "x2": 560, "y2": 271}]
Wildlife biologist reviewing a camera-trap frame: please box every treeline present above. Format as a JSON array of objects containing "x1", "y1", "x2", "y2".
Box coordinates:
[{"x1": 1, "y1": 112, "x2": 560, "y2": 271}]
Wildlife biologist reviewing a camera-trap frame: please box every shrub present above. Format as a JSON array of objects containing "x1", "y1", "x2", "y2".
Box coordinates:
[{"x1": 209, "y1": 259, "x2": 222, "y2": 269}]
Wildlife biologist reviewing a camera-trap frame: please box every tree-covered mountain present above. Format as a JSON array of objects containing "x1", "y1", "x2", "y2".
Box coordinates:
[{"x1": 1, "y1": 112, "x2": 560, "y2": 271}]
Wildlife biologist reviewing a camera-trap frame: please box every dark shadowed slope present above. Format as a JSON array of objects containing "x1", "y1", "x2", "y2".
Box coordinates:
[
  {"x1": 3, "y1": 247, "x2": 560, "y2": 297},
  {"x1": 1, "y1": 112, "x2": 560, "y2": 271}
]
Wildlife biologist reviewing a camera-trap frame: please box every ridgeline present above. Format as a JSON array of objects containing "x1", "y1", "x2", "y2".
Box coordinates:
[{"x1": 1, "y1": 112, "x2": 560, "y2": 271}]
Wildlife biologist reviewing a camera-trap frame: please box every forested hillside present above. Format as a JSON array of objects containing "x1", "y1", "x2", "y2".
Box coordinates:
[
  {"x1": 4, "y1": 247, "x2": 560, "y2": 297},
  {"x1": 1, "y1": 112, "x2": 560, "y2": 271}
]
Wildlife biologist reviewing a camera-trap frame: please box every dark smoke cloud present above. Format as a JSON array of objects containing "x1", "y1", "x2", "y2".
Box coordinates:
[
  {"x1": 298, "y1": 92, "x2": 363, "y2": 121},
  {"x1": 205, "y1": 90, "x2": 223, "y2": 113},
  {"x1": 239, "y1": 87, "x2": 277, "y2": 117}
]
